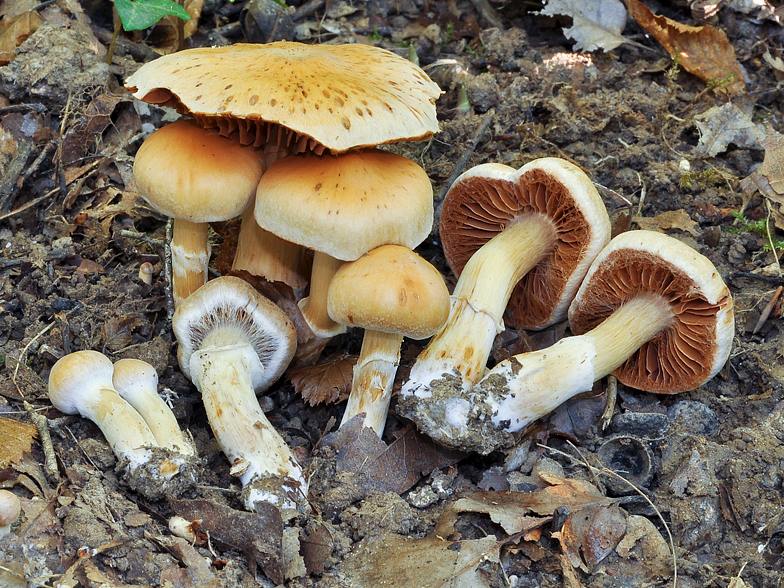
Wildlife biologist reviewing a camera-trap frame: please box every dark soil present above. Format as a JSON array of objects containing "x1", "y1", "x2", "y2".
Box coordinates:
[{"x1": 1, "y1": 1, "x2": 783, "y2": 587}]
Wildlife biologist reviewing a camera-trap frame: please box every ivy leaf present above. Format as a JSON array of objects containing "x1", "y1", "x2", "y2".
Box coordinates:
[{"x1": 115, "y1": 0, "x2": 191, "y2": 31}]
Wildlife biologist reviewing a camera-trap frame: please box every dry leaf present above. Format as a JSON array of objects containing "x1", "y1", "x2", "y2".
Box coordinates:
[
  {"x1": 763, "y1": 50, "x2": 784, "y2": 74},
  {"x1": 559, "y1": 502, "x2": 627, "y2": 571},
  {"x1": 101, "y1": 316, "x2": 140, "y2": 351},
  {"x1": 693, "y1": 102, "x2": 764, "y2": 157},
  {"x1": 740, "y1": 126, "x2": 784, "y2": 205},
  {"x1": 539, "y1": 0, "x2": 628, "y2": 52},
  {"x1": 623, "y1": 0, "x2": 745, "y2": 94},
  {"x1": 633, "y1": 209, "x2": 700, "y2": 236},
  {"x1": 61, "y1": 93, "x2": 127, "y2": 164},
  {"x1": 289, "y1": 353, "x2": 357, "y2": 406},
  {"x1": 0, "y1": 416, "x2": 37, "y2": 467},
  {"x1": 0, "y1": 11, "x2": 41, "y2": 65}
]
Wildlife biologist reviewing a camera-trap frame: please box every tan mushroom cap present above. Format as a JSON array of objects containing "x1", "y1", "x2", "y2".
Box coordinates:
[
  {"x1": 254, "y1": 149, "x2": 434, "y2": 261},
  {"x1": 439, "y1": 157, "x2": 611, "y2": 330},
  {"x1": 328, "y1": 245, "x2": 450, "y2": 339},
  {"x1": 133, "y1": 120, "x2": 263, "y2": 222},
  {"x1": 568, "y1": 230, "x2": 735, "y2": 394},
  {"x1": 125, "y1": 42, "x2": 442, "y2": 154}
]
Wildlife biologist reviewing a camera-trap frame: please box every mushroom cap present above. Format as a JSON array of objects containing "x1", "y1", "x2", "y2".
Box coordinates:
[
  {"x1": 327, "y1": 245, "x2": 450, "y2": 339},
  {"x1": 439, "y1": 157, "x2": 611, "y2": 330},
  {"x1": 48, "y1": 350, "x2": 115, "y2": 415},
  {"x1": 254, "y1": 149, "x2": 433, "y2": 261},
  {"x1": 125, "y1": 42, "x2": 442, "y2": 153},
  {"x1": 133, "y1": 120, "x2": 263, "y2": 222},
  {"x1": 112, "y1": 358, "x2": 159, "y2": 398},
  {"x1": 172, "y1": 276, "x2": 297, "y2": 392},
  {"x1": 0, "y1": 489, "x2": 21, "y2": 529},
  {"x1": 568, "y1": 230, "x2": 735, "y2": 393}
]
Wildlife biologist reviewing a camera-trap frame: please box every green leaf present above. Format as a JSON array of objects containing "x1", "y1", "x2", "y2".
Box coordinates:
[{"x1": 114, "y1": 0, "x2": 191, "y2": 31}]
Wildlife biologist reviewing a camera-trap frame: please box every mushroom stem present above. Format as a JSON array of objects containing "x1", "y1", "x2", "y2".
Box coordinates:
[
  {"x1": 341, "y1": 330, "x2": 404, "y2": 435},
  {"x1": 191, "y1": 343, "x2": 305, "y2": 510},
  {"x1": 404, "y1": 215, "x2": 556, "y2": 393},
  {"x1": 171, "y1": 218, "x2": 209, "y2": 307},
  {"x1": 299, "y1": 251, "x2": 346, "y2": 338},
  {"x1": 232, "y1": 206, "x2": 307, "y2": 292}
]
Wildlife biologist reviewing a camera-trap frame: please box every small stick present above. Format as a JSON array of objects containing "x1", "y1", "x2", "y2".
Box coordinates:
[
  {"x1": 164, "y1": 219, "x2": 175, "y2": 321},
  {"x1": 435, "y1": 110, "x2": 495, "y2": 203},
  {"x1": 24, "y1": 401, "x2": 59, "y2": 482},
  {"x1": 753, "y1": 286, "x2": 783, "y2": 334},
  {"x1": 600, "y1": 375, "x2": 618, "y2": 431}
]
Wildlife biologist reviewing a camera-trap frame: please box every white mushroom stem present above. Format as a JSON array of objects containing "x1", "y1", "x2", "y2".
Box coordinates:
[
  {"x1": 48, "y1": 351, "x2": 159, "y2": 469},
  {"x1": 112, "y1": 358, "x2": 196, "y2": 456},
  {"x1": 189, "y1": 337, "x2": 305, "y2": 510},
  {"x1": 171, "y1": 218, "x2": 210, "y2": 308},
  {"x1": 403, "y1": 215, "x2": 555, "y2": 396},
  {"x1": 484, "y1": 294, "x2": 674, "y2": 432},
  {"x1": 232, "y1": 207, "x2": 307, "y2": 292},
  {"x1": 299, "y1": 251, "x2": 346, "y2": 338},
  {"x1": 341, "y1": 330, "x2": 403, "y2": 434}
]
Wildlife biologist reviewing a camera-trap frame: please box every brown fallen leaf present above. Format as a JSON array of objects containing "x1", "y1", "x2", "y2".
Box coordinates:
[
  {"x1": 633, "y1": 209, "x2": 700, "y2": 236},
  {"x1": 0, "y1": 11, "x2": 41, "y2": 65},
  {"x1": 150, "y1": 533, "x2": 221, "y2": 588},
  {"x1": 740, "y1": 126, "x2": 784, "y2": 205},
  {"x1": 61, "y1": 93, "x2": 127, "y2": 164},
  {"x1": 558, "y1": 502, "x2": 628, "y2": 571},
  {"x1": 693, "y1": 102, "x2": 764, "y2": 158},
  {"x1": 101, "y1": 316, "x2": 140, "y2": 352},
  {"x1": 0, "y1": 416, "x2": 37, "y2": 468},
  {"x1": 623, "y1": 0, "x2": 745, "y2": 94},
  {"x1": 289, "y1": 353, "x2": 357, "y2": 405}
]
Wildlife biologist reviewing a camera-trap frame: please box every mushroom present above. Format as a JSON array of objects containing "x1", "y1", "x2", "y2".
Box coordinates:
[
  {"x1": 133, "y1": 120, "x2": 264, "y2": 307},
  {"x1": 172, "y1": 276, "x2": 302, "y2": 510},
  {"x1": 327, "y1": 245, "x2": 450, "y2": 435},
  {"x1": 441, "y1": 230, "x2": 735, "y2": 453},
  {"x1": 48, "y1": 350, "x2": 159, "y2": 469},
  {"x1": 112, "y1": 358, "x2": 196, "y2": 456},
  {"x1": 125, "y1": 41, "x2": 442, "y2": 290},
  {"x1": 254, "y1": 148, "x2": 434, "y2": 352},
  {"x1": 398, "y1": 158, "x2": 611, "y2": 436},
  {"x1": 0, "y1": 490, "x2": 21, "y2": 537}
]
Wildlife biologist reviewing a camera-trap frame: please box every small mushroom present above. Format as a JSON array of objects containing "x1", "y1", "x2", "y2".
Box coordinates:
[
  {"x1": 48, "y1": 350, "x2": 159, "y2": 468},
  {"x1": 398, "y1": 158, "x2": 610, "y2": 440},
  {"x1": 254, "y1": 149, "x2": 434, "y2": 355},
  {"x1": 0, "y1": 490, "x2": 21, "y2": 536},
  {"x1": 112, "y1": 358, "x2": 196, "y2": 456},
  {"x1": 440, "y1": 230, "x2": 735, "y2": 453},
  {"x1": 133, "y1": 120, "x2": 264, "y2": 306},
  {"x1": 327, "y1": 245, "x2": 450, "y2": 435},
  {"x1": 172, "y1": 276, "x2": 302, "y2": 510}
]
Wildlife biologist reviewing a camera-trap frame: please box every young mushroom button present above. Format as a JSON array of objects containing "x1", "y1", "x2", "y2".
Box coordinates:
[
  {"x1": 449, "y1": 230, "x2": 735, "y2": 454},
  {"x1": 172, "y1": 276, "x2": 302, "y2": 510},
  {"x1": 398, "y1": 158, "x2": 610, "y2": 442},
  {"x1": 327, "y1": 245, "x2": 450, "y2": 436},
  {"x1": 254, "y1": 149, "x2": 434, "y2": 348},
  {"x1": 133, "y1": 120, "x2": 263, "y2": 307},
  {"x1": 0, "y1": 490, "x2": 21, "y2": 536}
]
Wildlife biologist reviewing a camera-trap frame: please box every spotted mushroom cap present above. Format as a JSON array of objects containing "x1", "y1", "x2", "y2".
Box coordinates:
[
  {"x1": 254, "y1": 149, "x2": 433, "y2": 261},
  {"x1": 327, "y1": 245, "x2": 450, "y2": 339},
  {"x1": 133, "y1": 120, "x2": 263, "y2": 222},
  {"x1": 172, "y1": 276, "x2": 297, "y2": 392},
  {"x1": 125, "y1": 42, "x2": 442, "y2": 154},
  {"x1": 568, "y1": 230, "x2": 735, "y2": 393},
  {"x1": 439, "y1": 157, "x2": 611, "y2": 330}
]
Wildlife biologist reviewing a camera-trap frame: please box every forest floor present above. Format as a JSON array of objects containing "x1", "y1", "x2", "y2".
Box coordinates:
[{"x1": 1, "y1": 0, "x2": 784, "y2": 586}]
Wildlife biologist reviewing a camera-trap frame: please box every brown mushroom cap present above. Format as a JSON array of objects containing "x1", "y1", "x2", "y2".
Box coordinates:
[
  {"x1": 568, "y1": 230, "x2": 735, "y2": 393},
  {"x1": 254, "y1": 149, "x2": 433, "y2": 261},
  {"x1": 133, "y1": 120, "x2": 263, "y2": 222},
  {"x1": 125, "y1": 42, "x2": 442, "y2": 154},
  {"x1": 327, "y1": 245, "x2": 450, "y2": 339},
  {"x1": 439, "y1": 157, "x2": 611, "y2": 330}
]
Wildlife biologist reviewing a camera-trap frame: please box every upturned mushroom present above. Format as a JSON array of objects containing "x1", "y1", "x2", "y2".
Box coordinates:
[
  {"x1": 327, "y1": 245, "x2": 450, "y2": 435},
  {"x1": 113, "y1": 358, "x2": 196, "y2": 456},
  {"x1": 398, "y1": 158, "x2": 610, "y2": 430},
  {"x1": 172, "y1": 276, "x2": 302, "y2": 510},
  {"x1": 126, "y1": 41, "x2": 442, "y2": 290},
  {"x1": 0, "y1": 490, "x2": 21, "y2": 536},
  {"x1": 254, "y1": 148, "x2": 434, "y2": 352},
  {"x1": 133, "y1": 120, "x2": 264, "y2": 306},
  {"x1": 430, "y1": 230, "x2": 735, "y2": 453}
]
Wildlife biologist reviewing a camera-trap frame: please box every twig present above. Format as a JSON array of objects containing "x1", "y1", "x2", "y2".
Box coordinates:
[
  {"x1": 12, "y1": 321, "x2": 58, "y2": 396},
  {"x1": 468, "y1": 0, "x2": 504, "y2": 28},
  {"x1": 0, "y1": 189, "x2": 56, "y2": 221},
  {"x1": 435, "y1": 110, "x2": 495, "y2": 202},
  {"x1": 3, "y1": 140, "x2": 56, "y2": 213},
  {"x1": 541, "y1": 442, "x2": 678, "y2": 588},
  {"x1": 291, "y1": 0, "x2": 326, "y2": 21},
  {"x1": 0, "y1": 103, "x2": 46, "y2": 115},
  {"x1": 0, "y1": 139, "x2": 34, "y2": 213},
  {"x1": 120, "y1": 230, "x2": 165, "y2": 248},
  {"x1": 164, "y1": 219, "x2": 175, "y2": 322},
  {"x1": 23, "y1": 401, "x2": 59, "y2": 482},
  {"x1": 752, "y1": 286, "x2": 782, "y2": 335},
  {"x1": 600, "y1": 375, "x2": 618, "y2": 431},
  {"x1": 764, "y1": 199, "x2": 782, "y2": 277}
]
